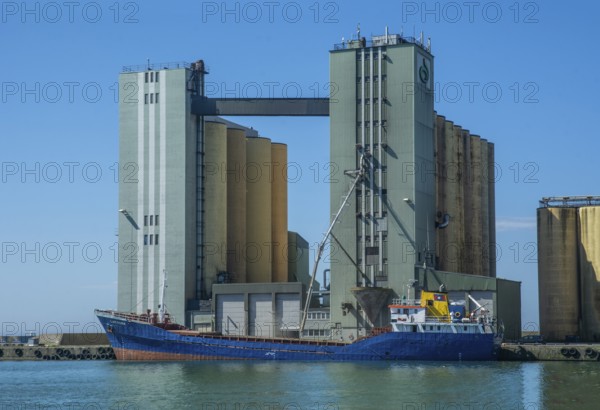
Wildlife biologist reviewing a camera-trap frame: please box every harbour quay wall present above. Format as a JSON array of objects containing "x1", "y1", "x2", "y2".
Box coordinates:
[
  {"x1": 0, "y1": 345, "x2": 114, "y2": 361},
  {"x1": 0, "y1": 333, "x2": 113, "y2": 361},
  {"x1": 500, "y1": 343, "x2": 600, "y2": 361}
]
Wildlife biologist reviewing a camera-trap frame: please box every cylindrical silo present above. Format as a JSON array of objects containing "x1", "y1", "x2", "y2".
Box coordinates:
[
  {"x1": 226, "y1": 128, "x2": 247, "y2": 283},
  {"x1": 487, "y1": 143, "x2": 496, "y2": 278},
  {"x1": 442, "y1": 121, "x2": 464, "y2": 272},
  {"x1": 246, "y1": 137, "x2": 272, "y2": 283},
  {"x1": 468, "y1": 134, "x2": 482, "y2": 275},
  {"x1": 578, "y1": 206, "x2": 600, "y2": 341},
  {"x1": 479, "y1": 139, "x2": 490, "y2": 277},
  {"x1": 433, "y1": 116, "x2": 446, "y2": 270},
  {"x1": 434, "y1": 114, "x2": 445, "y2": 213},
  {"x1": 203, "y1": 121, "x2": 228, "y2": 297},
  {"x1": 434, "y1": 115, "x2": 449, "y2": 271},
  {"x1": 454, "y1": 126, "x2": 473, "y2": 273},
  {"x1": 271, "y1": 142, "x2": 288, "y2": 282},
  {"x1": 454, "y1": 126, "x2": 468, "y2": 272},
  {"x1": 537, "y1": 207, "x2": 580, "y2": 342}
]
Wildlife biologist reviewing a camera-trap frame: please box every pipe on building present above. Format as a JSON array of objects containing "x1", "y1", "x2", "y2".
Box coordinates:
[{"x1": 436, "y1": 213, "x2": 450, "y2": 229}]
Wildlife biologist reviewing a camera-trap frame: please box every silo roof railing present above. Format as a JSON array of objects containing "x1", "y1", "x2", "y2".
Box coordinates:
[
  {"x1": 539, "y1": 196, "x2": 600, "y2": 208},
  {"x1": 122, "y1": 61, "x2": 193, "y2": 73},
  {"x1": 332, "y1": 35, "x2": 427, "y2": 51}
]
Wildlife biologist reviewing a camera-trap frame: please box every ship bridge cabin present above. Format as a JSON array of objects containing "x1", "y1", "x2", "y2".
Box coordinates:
[{"x1": 389, "y1": 291, "x2": 495, "y2": 335}]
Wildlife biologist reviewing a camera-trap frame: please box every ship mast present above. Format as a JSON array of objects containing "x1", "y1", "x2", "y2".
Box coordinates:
[
  {"x1": 300, "y1": 155, "x2": 366, "y2": 332},
  {"x1": 159, "y1": 269, "x2": 167, "y2": 323}
]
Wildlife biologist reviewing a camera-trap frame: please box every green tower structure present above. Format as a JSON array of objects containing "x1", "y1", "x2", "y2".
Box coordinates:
[{"x1": 329, "y1": 33, "x2": 437, "y2": 339}]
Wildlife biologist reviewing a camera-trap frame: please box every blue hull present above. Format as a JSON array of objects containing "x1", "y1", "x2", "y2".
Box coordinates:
[{"x1": 97, "y1": 313, "x2": 497, "y2": 361}]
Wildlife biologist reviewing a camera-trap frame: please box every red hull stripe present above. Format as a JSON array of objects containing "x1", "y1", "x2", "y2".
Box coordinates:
[{"x1": 113, "y1": 348, "x2": 254, "y2": 361}]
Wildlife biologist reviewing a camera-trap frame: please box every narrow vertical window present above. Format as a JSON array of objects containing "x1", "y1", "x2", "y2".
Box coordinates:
[
  {"x1": 149, "y1": 215, "x2": 154, "y2": 226},
  {"x1": 144, "y1": 94, "x2": 148, "y2": 104},
  {"x1": 144, "y1": 215, "x2": 148, "y2": 226},
  {"x1": 150, "y1": 93, "x2": 154, "y2": 104},
  {"x1": 150, "y1": 72, "x2": 154, "y2": 82},
  {"x1": 155, "y1": 234, "x2": 159, "y2": 245},
  {"x1": 149, "y1": 235, "x2": 153, "y2": 245},
  {"x1": 145, "y1": 72, "x2": 148, "y2": 83},
  {"x1": 155, "y1": 93, "x2": 159, "y2": 103},
  {"x1": 155, "y1": 215, "x2": 159, "y2": 226},
  {"x1": 155, "y1": 72, "x2": 159, "y2": 82},
  {"x1": 144, "y1": 234, "x2": 148, "y2": 245}
]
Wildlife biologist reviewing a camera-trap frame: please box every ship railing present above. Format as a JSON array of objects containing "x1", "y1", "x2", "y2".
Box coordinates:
[
  {"x1": 424, "y1": 316, "x2": 452, "y2": 323},
  {"x1": 390, "y1": 298, "x2": 421, "y2": 306},
  {"x1": 393, "y1": 316, "x2": 452, "y2": 324},
  {"x1": 97, "y1": 309, "x2": 152, "y2": 323}
]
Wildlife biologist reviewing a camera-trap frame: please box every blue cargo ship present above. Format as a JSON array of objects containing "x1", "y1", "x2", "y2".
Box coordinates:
[{"x1": 95, "y1": 291, "x2": 499, "y2": 361}]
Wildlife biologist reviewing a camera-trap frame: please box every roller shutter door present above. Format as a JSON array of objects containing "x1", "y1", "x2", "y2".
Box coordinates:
[
  {"x1": 276, "y1": 294, "x2": 300, "y2": 337},
  {"x1": 216, "y1": 294, "x2": 244, "y2": 335},
  {"x1": 249, "y1": 294, "x2": 272, "y2": 337}
]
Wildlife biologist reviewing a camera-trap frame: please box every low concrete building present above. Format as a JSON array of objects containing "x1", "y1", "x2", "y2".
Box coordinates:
[{"x1": 212, "y1": 283, "x2": 304, "y2": 338}]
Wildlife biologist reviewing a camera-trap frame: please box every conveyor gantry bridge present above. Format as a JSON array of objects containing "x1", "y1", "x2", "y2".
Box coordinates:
[{"x1": 192, "y1": 97, "x2": 330, "y2": 117}]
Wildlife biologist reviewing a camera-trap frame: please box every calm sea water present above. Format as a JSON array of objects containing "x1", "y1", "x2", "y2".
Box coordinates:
[{"x1": 0, "y1": 361, "x2": 599, "y2": 410}]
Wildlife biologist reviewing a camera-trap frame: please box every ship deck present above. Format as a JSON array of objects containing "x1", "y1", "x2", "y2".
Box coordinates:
[{"x1": 169, "y1": 330, "x2": 349, "y2": 347}]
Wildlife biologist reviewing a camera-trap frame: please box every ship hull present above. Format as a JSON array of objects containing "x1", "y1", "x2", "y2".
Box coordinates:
[{"x1": 97, "y1": 312, "x2": 497, "y2": 361}]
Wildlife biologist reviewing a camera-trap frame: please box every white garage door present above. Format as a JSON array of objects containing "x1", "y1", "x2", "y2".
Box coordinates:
[
  {"x1": 249, "y1": 294, "x2": 272, "y2": 337},
  {"x1": 276, "y1": 294, "x2": 300, "y2": 337},
  {"x1": 216, "y1": 294, "x2": 245, "y2": 335}
]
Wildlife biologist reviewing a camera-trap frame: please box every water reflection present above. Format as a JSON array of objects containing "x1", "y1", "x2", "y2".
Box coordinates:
[
  {"x1": 1, "y1": 361, "x2": 599, "y2": 409},
  {"x1": 520, "y1": 362, "x2": 542, "y2": 409}
]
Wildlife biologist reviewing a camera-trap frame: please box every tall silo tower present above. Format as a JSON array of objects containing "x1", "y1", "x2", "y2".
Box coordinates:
[
  {"x1": 329, "y1": 33, "x2": 436, "y2": 338},
  {"x1": 117, "y1": 62, "x2": 206, "y2": 324}
]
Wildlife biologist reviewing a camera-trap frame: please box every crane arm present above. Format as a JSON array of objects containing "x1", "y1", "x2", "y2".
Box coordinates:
[{"x1": 300, "y1": 155, "x2": 366, "y2": 332}]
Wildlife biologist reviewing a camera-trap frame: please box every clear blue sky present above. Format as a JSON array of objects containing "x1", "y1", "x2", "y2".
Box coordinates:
[{"x1": 1, "y1": 0, "x2": 598, "y2": 333}]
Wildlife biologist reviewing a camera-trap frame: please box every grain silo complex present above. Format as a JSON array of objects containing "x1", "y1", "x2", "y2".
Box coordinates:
[
  {"x1": 538, "y1": 196, "x2": 600, "y2": 342},
  {"x1": 116, "y1": 29, "x2": 522, "y2": 340}
]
